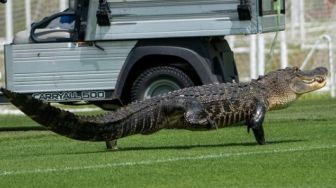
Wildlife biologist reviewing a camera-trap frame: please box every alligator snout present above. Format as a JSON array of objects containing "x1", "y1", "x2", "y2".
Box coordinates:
[
  {"x1": 313, "y1": 67, "x2": 328, "y2": 84},
  {"x1": 314, "y1": 67, "x2": 328, "y2": 76},
  {"x1": 300, "y1": 67, "x2": 328, "y2": 80}
]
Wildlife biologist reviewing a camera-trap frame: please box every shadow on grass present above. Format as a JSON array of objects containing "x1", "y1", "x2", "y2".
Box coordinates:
[
  {"x1": 0, "y1": 126, "x2": 46, "y2": 132},
  {"x1": 0, "y1": 126, "x2": 305, "y2": 155},
  {"x1": 112, "y1": 139, "x2": 305, "y2": 152},
  {"x1": 7, "y1": 139, "x2": 305, "y2": 159},
  {"x1": 59, "y1": 139, "x2": 304, "y2": 156}
]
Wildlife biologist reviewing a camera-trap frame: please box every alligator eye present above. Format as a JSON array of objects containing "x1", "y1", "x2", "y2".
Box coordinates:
[{"x1": 294, "y1": 67, "x2": 299, "y2": 72}]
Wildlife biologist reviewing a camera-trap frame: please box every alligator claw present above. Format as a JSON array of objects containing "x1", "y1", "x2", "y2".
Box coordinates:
[
  {"x1": 252, "y1": 126, "x2": 266, "y2": 145},
  {"x1": 106, "y1": 140, "x2": 118, "y2": 150}
]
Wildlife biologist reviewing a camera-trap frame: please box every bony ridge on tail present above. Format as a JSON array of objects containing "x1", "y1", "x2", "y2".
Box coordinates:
[{"x1": 1, "y1": 67, "x2": 328, "y2": 150}]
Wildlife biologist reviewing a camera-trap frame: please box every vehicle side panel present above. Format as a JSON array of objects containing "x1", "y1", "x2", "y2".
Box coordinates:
[{"x1": 4, "y1": 41, "x2": 136, "y2": 93}]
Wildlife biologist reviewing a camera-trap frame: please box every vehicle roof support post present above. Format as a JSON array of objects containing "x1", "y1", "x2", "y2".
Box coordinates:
[
  {"x1": 280, "y1": 31, "x2": 288, "y2": 69},
  {"x1": 5, "y1": 0, "x2": 13, "y2": 43},
  {"x1": 257, "y1": 34, "x2": 265, "y2": 76},
  {"x1": 60, "y1": 0, "x2": 68, "y2": 11},
  {"x1": 299, "y1": 0, "x2": 305, "y2": 48},
  {"x1": 25, "y1": 0, "x2": 31, "y2": 30},
  {"x1": 250, "y1": 34, "x2": 257, "y2": 79}
]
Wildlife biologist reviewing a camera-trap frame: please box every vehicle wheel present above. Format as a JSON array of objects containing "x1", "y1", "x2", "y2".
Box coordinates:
[{"x1": 131, "y1": 66, "x2": 194, "y2": 101}]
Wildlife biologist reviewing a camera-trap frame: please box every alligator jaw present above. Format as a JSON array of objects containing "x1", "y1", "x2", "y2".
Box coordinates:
[{"x1": 291, "y1": 67, "x2": 328, "y2": 94}]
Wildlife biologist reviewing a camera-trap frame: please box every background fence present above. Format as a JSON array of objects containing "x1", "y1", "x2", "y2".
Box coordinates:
[{"x1": 0, "y1": 0, "x2": 335, "y2": 96}]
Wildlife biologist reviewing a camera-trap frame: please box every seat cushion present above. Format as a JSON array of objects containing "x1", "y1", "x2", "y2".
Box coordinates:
[
  {"x1": 13, "y1": 29, "x2": 71, "y2": 44},
  {"x1": 13, "y1": 30, "x2": 30, "y2": 44}
]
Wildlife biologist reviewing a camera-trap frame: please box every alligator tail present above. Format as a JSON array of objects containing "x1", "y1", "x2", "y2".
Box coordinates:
[{"x1": 1, "y1": 88, "x2": 109, "y2": 141}]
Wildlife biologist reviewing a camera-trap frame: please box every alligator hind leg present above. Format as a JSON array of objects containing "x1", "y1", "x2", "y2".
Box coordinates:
[
  {"x1": 106, "y1": 140, "x2": 118, "y2": 150},
  {"x1": 184, "y1": 99, "x2": 217, "y2": 130},
  {"x1": 247, "y1": 103, "x2": 266, "y2": 145},
  {"x1": 164, "y1": 97, "x2": 216, "y2": 130}
]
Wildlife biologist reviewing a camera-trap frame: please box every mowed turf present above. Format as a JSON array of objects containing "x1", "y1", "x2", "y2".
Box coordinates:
[{"x1": 0, "y1": 95, "x2": 335, "y2": 188}]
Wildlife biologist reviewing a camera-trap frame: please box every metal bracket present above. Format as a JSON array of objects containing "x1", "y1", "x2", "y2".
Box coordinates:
[
  {"x1": 96, "y1": 0, "x2": 112, "y2": 26},
  {"x1": 237, "y1": 0, "x2": 251, "y2": 20}
]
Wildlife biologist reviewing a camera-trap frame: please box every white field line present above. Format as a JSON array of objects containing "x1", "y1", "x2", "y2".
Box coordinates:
[
  {"x1": 0, "y1": 107, "x2": 101, "y2": 115},
  {"x1": 0, "y1": 144, "x2": 335, "y2": 177}
]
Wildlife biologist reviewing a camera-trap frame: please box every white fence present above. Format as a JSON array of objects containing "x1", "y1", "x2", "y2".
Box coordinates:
[{"x1": 0, "y1": 0, "x2": 335, "y2": 96}]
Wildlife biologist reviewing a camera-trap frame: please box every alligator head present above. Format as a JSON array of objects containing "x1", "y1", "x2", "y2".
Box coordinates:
[{"x1": 257, "y1": 66, "x2": 328, "y2": 110}]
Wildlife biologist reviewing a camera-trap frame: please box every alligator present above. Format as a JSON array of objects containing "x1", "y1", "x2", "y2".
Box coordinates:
[{"x1": 1, "y1": 66, "x2": 328, "y2": 149}]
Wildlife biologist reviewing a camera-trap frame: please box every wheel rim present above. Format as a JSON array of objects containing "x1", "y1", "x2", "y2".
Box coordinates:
[{"x1": 143, "y1": 79, "x2": 181, "y2": 99}]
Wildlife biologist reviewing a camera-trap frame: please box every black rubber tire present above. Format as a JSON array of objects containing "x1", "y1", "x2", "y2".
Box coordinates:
[{"x1": 131, "y1": 66, "x2": 194, "y2": 101}]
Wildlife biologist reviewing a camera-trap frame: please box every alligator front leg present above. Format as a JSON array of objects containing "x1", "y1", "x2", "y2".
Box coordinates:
[
  {"x1": 252, "y1": 126, "x2": 265, "y2": 145},
  {"x1": 247, "y1": 103, "x2": 266, "y2": 145}
]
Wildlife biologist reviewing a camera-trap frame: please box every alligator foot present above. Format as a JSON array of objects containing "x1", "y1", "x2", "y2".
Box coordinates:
[
  {"x1": 106, "y1": 140, "x2": 118, "y2": 150},
  {"x1": 247, "y1": 102, "x2": 266, "y2": 145},
  {"x1": 252, "y1": 126, "x2": 265, "y2": 145}
]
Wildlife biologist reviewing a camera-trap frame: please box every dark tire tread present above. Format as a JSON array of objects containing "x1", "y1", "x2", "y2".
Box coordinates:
[{"x1": 131, "y1": 66, "x2": 194, "y2": 101}]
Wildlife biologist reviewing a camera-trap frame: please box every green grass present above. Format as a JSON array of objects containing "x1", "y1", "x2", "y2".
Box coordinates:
[{"x1": 0, "y1": 96, "x2": 336, "y2": 188}]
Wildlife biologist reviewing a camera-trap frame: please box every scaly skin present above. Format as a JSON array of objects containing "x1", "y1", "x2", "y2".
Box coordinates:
[{"x1": 1, "y1": 67, "x2": 328, "y2": 149}]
